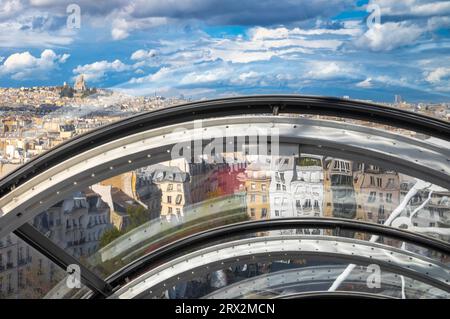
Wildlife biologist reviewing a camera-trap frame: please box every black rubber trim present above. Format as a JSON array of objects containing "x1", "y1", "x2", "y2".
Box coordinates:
[
  {"x1": 1, "y1": 95, "x2": 448, "y2": 198},
  {"x1": 101, "y1": 217, "x2": 449, "y2": 298}
]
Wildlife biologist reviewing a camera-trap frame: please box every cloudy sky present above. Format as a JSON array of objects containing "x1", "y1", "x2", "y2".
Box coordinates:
[{"x1": 0, "y1": 0, "x2": 449, "y2": 102}]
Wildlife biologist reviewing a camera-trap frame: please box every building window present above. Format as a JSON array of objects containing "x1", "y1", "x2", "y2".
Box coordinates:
[
  {"x1": 6, "y1": 250, "x2": 12, "y2": 266},
  {"x1": 370, "y1": 176, "x2": 375, "y2": 186},
  {"x1": 275, "y1": 172, "x2": 280, "y2": 182},
  {"x1": 368, "y1": 192, "x2": 376, "y2": 203},
  {"x1": 250, "y1": 195, "x2": 256, "y2": 202},
  {"x1": 177, "y1": 184, "x2": 182, "y2": 192},
  {"x1": 262, "y1": 195, "x2": 267, "y2": 203},
  {"x1": 377, "y1": 178, "x2": 382, "y2": 187},
  {"x1": 261, "y1": 208, "x2": 267, "y2": 218},
  {"x1": 251, "y1": 183, "x2": 256, "y2": 190},
  {"x1": 276, "y1": 183, "x2": 281, "y2": 191},
  {"x1": 314, "y1": 200, "x2": 320, "y2": 210},
  {"x1": 38, "y1": 259, "x2": 43, "y2": 275},
  {"x1": 386, "y1": 193, "x2": 393, "y2": 203},
  {"x1": 378, "y1": 205, "x2": 385, "y2": 218},
  {"x1": 7, "y1": 274, "x2": 12, "y2": 293},
  {"x1": 168, "y1": 207, "x2": 173, "y2": 214},
  {"x1": 430, "y1": 222, "x2": 436, "y2": 227},
  {"x1": 275, "y1": 210, "x2": 280, "y2": 217},
  {"x1": 261, "y1": 184, "x2": 266, "y2": 191},
  {"x1": 18, "y1": 269, "x2": 24, "y2": 288},
  {"x1": 303, "y1": 199, "x2": 312, "y2": 210},
  {"x1": 176, "y1": 208, "x2": 181, "y2": 215},
  {"x1": 167, "y1": 184, "x2": 173, "y2": 191},
  {"x1": 167, "y1": 196, "x2": 172, "y2": 204},
  {"x1": 282, "y1": 185, "x2": 286, "y2": 191},
  {"x1": 250, "y1": 208, "x2": 255, "y2": 217},
  {"x1": 176, "y1": 194, "x2": 182, "y2": 204}
]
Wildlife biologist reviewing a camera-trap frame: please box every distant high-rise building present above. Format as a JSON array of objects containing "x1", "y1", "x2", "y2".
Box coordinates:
[{"x1": 394, "y1": 94, "x2": 402, "y2": 104}]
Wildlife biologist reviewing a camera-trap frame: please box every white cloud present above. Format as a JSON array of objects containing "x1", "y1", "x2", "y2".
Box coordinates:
[
  {"x1": 354, "y1": 22, "x2": 423, "y2": 51},
  {"x1": 235, "y1": 71, "x2": 261, "y2": 83},
  {"x1": 0, "y1": 49, "x2": 69, "y2": 80},
  {"x1": 59, "y1": 53, "x2": 70, "y2": 63},
  {"x1": 112, "y1": 27, "x2": 129, "y2": 41},
  {"x1": 249, "y1": 25, "x2": 361, "y2": 40},
  {"x1": 111, "y1": 16, "x2": 169, "y2": 40},
  {"x1": 130, "y1": 49, "x2": 157, "y2": 60},
  {"x1": 0, "y1": 20, "x2": 74, "y2": 48},
  {"x1": 185, "y1": 25, "x2": 349, "y2": 65},
  {"x1": 73, "y1": 59, "x2": 131, "y2": 82},
  {"x1": 0, "y1": 0, "x2": 24, "y2": 21},
  {"x1": 370, "y1": 0, "x2": 450, "y2": 17},
  {"x1": 129, "y1": 66, "x2": 175, "y2": 84},
  {"x1": 127, "y1": 24, "x2": 349, "y2": 70},
  {"x1": 427, "y1": 16, "x2": 450, "y2": 30},
  {"x1": 306, "y1": 61, "x2": 355, "y2": 80},
  {"x1": 356, "y1": 77, "x2": 373, "y2": 88},
  {"x1": 425, "y1": 67, "x2": 450, "y2": 83},
  {"x1": 180, "y1": 68, "x2": 232, "y2": 85}
]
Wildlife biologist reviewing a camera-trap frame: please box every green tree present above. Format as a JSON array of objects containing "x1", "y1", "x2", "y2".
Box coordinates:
[
  {"x1": 99, "y1": 227, "x2": 124, "y2": 248},
  {"x1": 99, "y1": 205, "x2": 148, "y2": 248},
  {"x1": 126, "y1": 205, "x2": 148, "y2": 229}
]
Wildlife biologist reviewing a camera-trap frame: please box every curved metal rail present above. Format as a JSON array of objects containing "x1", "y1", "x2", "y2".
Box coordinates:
[
  {"x1": 275, "y1": 291, "x2": 396, "y2": 299},
  {"x1": 1, "y1": 115, "x2": 449, "y2": 239},
  {"x1": 103, "y1": 217, "x2": 450, "y2": 298},
  {"x1": 110, "y1": 235, "x2": 450, "y2": 299}
]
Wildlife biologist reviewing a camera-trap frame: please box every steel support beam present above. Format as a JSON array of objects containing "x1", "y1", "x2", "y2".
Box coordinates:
[{"x1": 14, "y1": 223, "x2": 112, "y2": 297}]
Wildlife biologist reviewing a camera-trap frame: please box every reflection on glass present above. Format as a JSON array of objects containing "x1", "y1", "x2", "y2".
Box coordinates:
[
  {"x1": 0, "y1": 232, "x2": 66, "y2": 298},
  {"x1": 160, "y1": 260, "x2": 449, "y2": 299},
  {"x1": 27, "y1": 147, "x2": 449, "y2": 280}
]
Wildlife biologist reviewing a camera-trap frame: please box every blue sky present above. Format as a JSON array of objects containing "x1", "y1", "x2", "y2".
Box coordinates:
[{"x1": 0, "y1": 0, "x2": 450, "y2": 102}]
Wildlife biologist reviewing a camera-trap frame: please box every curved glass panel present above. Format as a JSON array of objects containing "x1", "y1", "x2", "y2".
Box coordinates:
[
  {"x1": 1, "y1": 110, "x2": 449, "y2": 298},
  {"x1": 0, "y1": 231, "x2": 72, "y2": 298},
  {"x1": 1, "y1": 0, "x2": 450, "y2": 301},
  {"x1": 166, "y1": 262, "x2": 448, "y2": 299},
  {"x1": 109, "y1": 232, "x2": 449, "y2": 299},
  {"x1": 28, "y1": 156, "x2": 449, "y2": 278}
]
